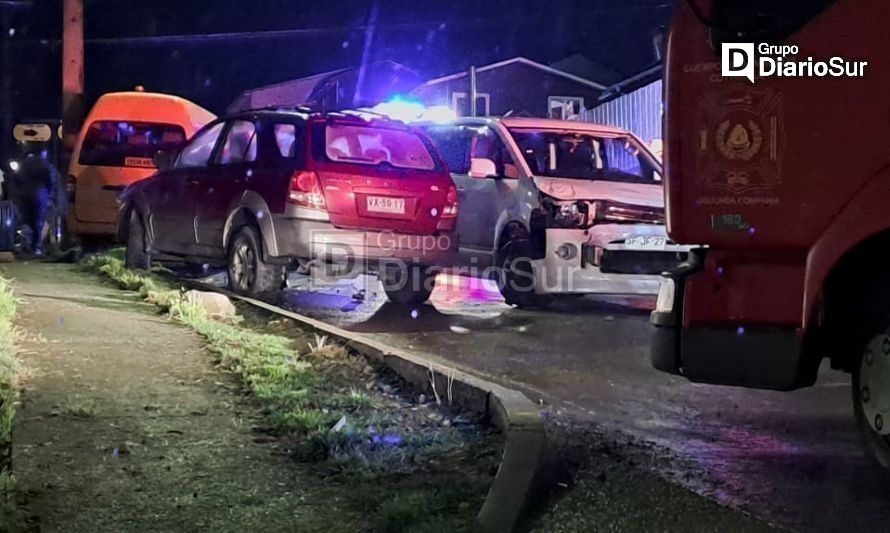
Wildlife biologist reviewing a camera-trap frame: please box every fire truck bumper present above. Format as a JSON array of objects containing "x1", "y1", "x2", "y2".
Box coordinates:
[{"x1": 650, "y1": 253, "x2": 816, "y2": 392}]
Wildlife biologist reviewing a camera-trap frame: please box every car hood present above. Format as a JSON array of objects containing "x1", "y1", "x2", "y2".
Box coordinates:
[{"x1": 533, "y1": 176, "x2": 664, "y2": 208}]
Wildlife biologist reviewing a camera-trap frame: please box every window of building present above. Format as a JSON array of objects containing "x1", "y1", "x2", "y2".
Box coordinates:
[
  {"x1": 452, "y1": 92, "x2": 491, "y2": 117},
  {"x1": 548, "y1": 96, "x2": 585, "y2": 120}
]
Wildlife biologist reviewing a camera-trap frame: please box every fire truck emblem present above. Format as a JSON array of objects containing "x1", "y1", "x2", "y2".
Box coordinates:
[
  {"x1": 716, "y1": 121, "x2": 762, "y2": 161},
  {"x1": 697, "y1": 88, "x2": 785, "y2": 195}
]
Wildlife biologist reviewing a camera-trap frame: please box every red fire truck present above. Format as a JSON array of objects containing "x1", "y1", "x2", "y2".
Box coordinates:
[{"x1": 651, "y1": 0, "x2": 890, "y2": 466}]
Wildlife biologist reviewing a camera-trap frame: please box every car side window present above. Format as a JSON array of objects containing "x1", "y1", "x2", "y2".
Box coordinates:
[
  {"x1": 176, "y1": 122, "x2": 224, "y2": 169},
  {"x1": 219, "y1": 120, "x2": 257, "y2": 165},
  {"x1": 259, "y1": 121, "x2": 307, "y2": 168},
  {"x1": 274, "y1": 124, "x2": 298, "y2": 157},
  {"x1": 471, "y1": 129, "x2": 518, "y2": 178},
  {"x1": 423, "y1": 126, "x2": 472, "y2": 174}
]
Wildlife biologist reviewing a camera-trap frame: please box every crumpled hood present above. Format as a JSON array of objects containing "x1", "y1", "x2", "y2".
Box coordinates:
[{"x1": 533, "y1": 176, "x2": 664, "y2": 208}]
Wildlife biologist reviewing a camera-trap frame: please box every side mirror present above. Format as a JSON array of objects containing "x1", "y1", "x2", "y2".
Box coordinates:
[
  {"x1": 469, "y1": 157, "x2": 498, "y2": 179},
  {"x1": 153, "y1": 150, "x2": 175, "y2": 172}
]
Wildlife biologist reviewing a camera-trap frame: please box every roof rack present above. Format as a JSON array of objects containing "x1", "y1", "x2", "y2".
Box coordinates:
[{"x1": 238, "y1": 105, "x2": 315, "y2": 115}]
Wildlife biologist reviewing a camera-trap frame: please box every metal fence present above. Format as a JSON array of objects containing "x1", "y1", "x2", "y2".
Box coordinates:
[{"x1": 578, "y1": 79, "x2": 663, "y2": 145}]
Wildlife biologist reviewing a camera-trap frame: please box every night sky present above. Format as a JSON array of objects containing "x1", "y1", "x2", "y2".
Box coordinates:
[{"x1": 2, "y1": 0, "x2": 674, "y2": 118}]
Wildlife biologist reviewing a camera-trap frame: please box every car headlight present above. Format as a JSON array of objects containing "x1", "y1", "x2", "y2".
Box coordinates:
[
  {"x1": 550, "y1": 201, "x2": 588, "y2": 228},
  {"x1": 655, "y1": 277, "x2": 675, "y2": 313}
]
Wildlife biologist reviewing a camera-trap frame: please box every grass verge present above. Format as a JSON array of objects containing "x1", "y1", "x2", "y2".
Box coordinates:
[
  {"x1": 80, "y1": 250, "x2": 500, "y2": 532},
  {"x1": 0, "y1": 276, "x2": 19, "y2": 525}
]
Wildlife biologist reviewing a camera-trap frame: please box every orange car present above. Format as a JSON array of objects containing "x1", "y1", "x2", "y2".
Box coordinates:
[{"x1": 66, "y1": 91, "x2": 216, "y2": 238}]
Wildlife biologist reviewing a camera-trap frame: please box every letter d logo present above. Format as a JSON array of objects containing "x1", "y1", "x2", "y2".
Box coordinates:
[{"x1": 722, "y1": 43, "x2": 755, "y2": 83}]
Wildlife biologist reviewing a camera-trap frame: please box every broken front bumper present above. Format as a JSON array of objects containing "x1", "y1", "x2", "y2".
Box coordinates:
[{"x1": 531, "y1": 227, "x2": 690, "y2": 295}]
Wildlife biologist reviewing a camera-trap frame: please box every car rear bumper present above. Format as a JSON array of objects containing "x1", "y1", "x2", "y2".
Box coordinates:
[
  {"x1": 272, "y1": 216, "x2": 458, "y2": 266},
  {"x1": 650, "y1": 251, "x2": 817, "y2": 391},
  {"x1": 66, "y1": 212, "x2": 116, "y2": 237}
]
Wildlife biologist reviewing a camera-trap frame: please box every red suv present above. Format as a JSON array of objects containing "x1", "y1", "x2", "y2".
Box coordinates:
[{"x1": 117, "y1": 109, "x2": 459, "y2": 304}]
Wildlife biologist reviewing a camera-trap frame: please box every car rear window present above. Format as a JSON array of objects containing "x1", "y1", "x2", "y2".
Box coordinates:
[
  {"x1": 312, "y1": 123, "x2": 438, "y2": 171},
  {"x1": 79, "y1": 121, "x2": 187, "y2": 168}
]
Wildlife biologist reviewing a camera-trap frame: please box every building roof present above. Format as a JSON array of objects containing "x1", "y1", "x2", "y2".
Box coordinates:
[
  {"x1": 228, "y1": 61, "x2": 421, "y2": 113},
  {"x1": 549, "y1": 54, "x2": 625, "y2": 86},
  {"x1": 596, "y1": 63, "x2": 663, "y2": 104},
  {"x1": 228, "y1": 67, "x2": 351, "y2": 113},
  {"x1": 419, "y1": 56, "x2": 607, "y2": 91}
]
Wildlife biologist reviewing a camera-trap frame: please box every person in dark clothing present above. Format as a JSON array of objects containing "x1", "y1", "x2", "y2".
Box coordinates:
[{"x1": 11, "y1": 149, "x2": 59, "y2": 255}]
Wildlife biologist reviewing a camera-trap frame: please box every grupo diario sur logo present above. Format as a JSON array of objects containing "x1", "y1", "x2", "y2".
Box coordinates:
[{"x1": 722, "y1": 43, "x2": 868, "y2": 83}]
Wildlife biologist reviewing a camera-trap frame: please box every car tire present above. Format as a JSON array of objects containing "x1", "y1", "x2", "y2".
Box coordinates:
[
  {"x1": 496, "y1": 243, "x2": 549, "y2": 308},
  {"x1": 853, "y1": 332, "x2": 890, "y2": 469},
  {"x1": 125, "y1": 210, "x2": 151, "y2": 270},
  {"x1": 382, "y1": 264, "x2": 436, "y2": 305},
  {"x1": 227, "y1": 226, "x2": 284, "y2": 298}
]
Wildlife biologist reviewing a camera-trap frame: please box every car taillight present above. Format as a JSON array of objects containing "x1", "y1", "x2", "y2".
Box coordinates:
[
  {"x1": 287, "y1": 171, "x2": 326, "y2": 210},
  {"x1": 442, "y1": 185, "x2": 458, "y2": 217}
]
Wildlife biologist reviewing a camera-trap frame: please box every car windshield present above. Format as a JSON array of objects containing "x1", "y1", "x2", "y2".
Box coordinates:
[
  {"x1": 79, "y1": 121, "x2": 187, "y2": 167},
  {"x1": 508, "y1": 128, "x2": 661, "y2": 183},
  {"x1": 316, "y1": 123, "x2": 438, "y2": 171}
]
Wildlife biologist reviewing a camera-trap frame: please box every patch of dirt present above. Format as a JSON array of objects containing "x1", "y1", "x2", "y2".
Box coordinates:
[{"x1": 527, "y1": 418, "x2": 778, "y2": 532}]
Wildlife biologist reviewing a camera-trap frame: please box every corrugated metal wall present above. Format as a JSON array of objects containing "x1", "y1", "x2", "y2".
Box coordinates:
[{"x1": 578, "y1": 79, "x2": 663, "y2": 144}]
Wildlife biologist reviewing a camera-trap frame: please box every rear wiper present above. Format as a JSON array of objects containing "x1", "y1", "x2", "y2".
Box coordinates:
[{"x1": 374, "y1": 161, "x2": 397, "y2": 172}]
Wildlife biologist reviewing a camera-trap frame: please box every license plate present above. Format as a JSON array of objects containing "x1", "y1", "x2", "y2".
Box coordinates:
[
  {"x1": 624, "y1": 235, "x2": 667, "y2": 250},
  {"x1": 124, "y1": 156, "x2": 155, "y2": 168},
  {"x1": 367, "y1": 196, "x2": 405, "y2": 214}
]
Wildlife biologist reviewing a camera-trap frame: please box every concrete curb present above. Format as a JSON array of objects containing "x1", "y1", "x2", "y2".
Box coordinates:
[{"x1": 187, "y1": 283, "x2": 545, "y2": 533}]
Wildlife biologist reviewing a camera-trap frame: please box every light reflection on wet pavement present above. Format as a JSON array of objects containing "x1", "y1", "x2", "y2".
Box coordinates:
[{"x1": 200, "y1": 269, "x2": 890, "y2": 531}]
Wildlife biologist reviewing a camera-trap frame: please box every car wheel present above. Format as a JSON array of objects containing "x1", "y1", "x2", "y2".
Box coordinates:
[
  {"x1": 125, "y1": 210, "x2": 151, "y2": 270},
  {"x1": 382, "y1": 264, "x2": 436, "y2": 305},
  {"x1": 853, "y1": 332, "x2": 890, "y2": 468},
  {"x1": 496, "y1": 243, "x2": 549, "y2": 308},
  {"x1": 227, "y1": 226, "x2": 284, "y2": 298}
]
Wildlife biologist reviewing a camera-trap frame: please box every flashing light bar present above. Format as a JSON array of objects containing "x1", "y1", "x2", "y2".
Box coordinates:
[{"x1": 367, "y1": 97, "x2": 457, "y2": 125}]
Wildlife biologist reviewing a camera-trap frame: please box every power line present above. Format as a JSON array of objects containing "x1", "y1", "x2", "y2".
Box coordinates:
[{"x1": 7, "y1": 4, "x2": 673, "y2": 47}]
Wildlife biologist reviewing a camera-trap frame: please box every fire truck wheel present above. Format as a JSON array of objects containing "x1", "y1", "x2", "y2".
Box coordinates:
[
  {"x1": 125, "y1": 210, "x2": 151, "y2": 271},
  {"x1": 853, "y1": 332, "x2": 890, "y2": 469}
]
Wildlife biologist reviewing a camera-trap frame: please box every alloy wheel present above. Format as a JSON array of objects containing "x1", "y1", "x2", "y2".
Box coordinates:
[{"x1": 231, "y1": 241, "x2": 257, "y2": 291}]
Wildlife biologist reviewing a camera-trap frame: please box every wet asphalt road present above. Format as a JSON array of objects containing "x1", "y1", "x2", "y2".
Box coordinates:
[{"x1": 206, "y1": 270, "x2": 888, "y2": 531}]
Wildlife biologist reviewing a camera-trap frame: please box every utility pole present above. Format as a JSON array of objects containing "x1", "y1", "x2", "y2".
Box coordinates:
[
  {"x1": 61, "y1": 0, "x2": 83, "y2": 150},
  {"x1": 1, "y1": 7, "x2": 12, "y2": 161},
  {"x1": 469, "y1": 66, "x2": 477, "y2": 117}
]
